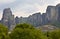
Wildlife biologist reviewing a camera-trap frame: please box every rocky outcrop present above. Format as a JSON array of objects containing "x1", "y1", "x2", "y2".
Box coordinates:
[
  {"x1": 19, "y1": 17, "x2": 28, "y2": 24},
  {"x1": 16, "y1": 12, "x2": 42, "y2": 27},
  {"x1": 42, "y1": 13, "x2": 48, "y2": 25},
  {"x1": 15, "y1": 16, "x2": 20, "y2": 24},
  {"x1": 1, "y1": 8, "x2": 16, "y2": 30},
  {"x1": 27, "y1": 12, "x2": 42, "y2": 27},
  {"x1": 46, "y1": 4, "x2": 60, "y2": 23},
  {"x1": 56, "y1": 4, "x2": 60, "y2": 22},
  {"x1": 46, "y1": 6, "x2": 57, "y2": 22},
  {"x1": 1, "y1": 3, "x2": 60, "y2": 31}
]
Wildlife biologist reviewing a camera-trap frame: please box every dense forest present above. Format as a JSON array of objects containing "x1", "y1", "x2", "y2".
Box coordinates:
[{"x1": 0, "y1": 23, "x2": 60, "y2": 39}]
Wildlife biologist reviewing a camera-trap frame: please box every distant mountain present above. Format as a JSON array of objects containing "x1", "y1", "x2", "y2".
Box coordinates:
[
  {"x1": 15, "y1": 3, "x2": 60, "y2": 27},
  {"x1": 1, "y1": 3, "x2": 60, "y2": 30},
  {"x1": 15, "y1": 12, "x2": 42, "y2": 27}
]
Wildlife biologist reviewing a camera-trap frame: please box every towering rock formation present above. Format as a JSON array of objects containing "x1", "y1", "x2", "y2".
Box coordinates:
[
  {"x1": 46, "y1": 6, "x2": 57, "y2": 22},
  {"x1": 46, "y1": 4, "x2": 60, "y2": 23},
  {"x1": 42, "y1": 13, "x2": 48, "y2": 25},
  {"x1": 1, "y1": 8, "x2": 16, "y2": 30},
  {"x1": 15, "y1": 16, "x2": 20, "y2": 24},
  {"x1": 28, "y1": 12, "x2": 42, "y2": 26},
  {"x1": 15, "y1": 12, "x2": 42, "y2": 27},
  {"x1": 1, "y1": 3, "x2": 60, "y2": 30},
  {"x1": 56, "y1": 4, "x2": 60, "y2": 22}
]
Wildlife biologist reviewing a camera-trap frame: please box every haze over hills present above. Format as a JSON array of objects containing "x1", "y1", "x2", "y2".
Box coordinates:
[{"x1": 0, "y1": 3, "x2": 60, "y2": 30}]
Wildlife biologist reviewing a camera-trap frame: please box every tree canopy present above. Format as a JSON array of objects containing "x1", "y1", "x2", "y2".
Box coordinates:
[
  {"x1": 0, "y1": 24, "x2": 9, "y2": 39},
  {"x1": 46, "y1": 30, "x2": 60, "y2": 39},
  {"x1": 10, "y1": 23, "x2": 47, "y2": 39}
]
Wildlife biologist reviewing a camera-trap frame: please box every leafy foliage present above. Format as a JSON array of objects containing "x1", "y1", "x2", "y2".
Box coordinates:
[
  {"x1": 1, "y1": 23, "x2": 60, "y2": 39},
  {"x1": 45, "y1": 30, "x2": 60, "y2": 39},
  {"x1": 0, "y1": 24, "x2": 10, "y2": 39},
  {"x1": 10, "y1": 23, "x2": 47, "y2": 39}
]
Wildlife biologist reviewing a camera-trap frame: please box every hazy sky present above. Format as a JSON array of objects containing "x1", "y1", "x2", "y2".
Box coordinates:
[{"x1": 0, "y1": 0, "x2": 60, "y2": 19}]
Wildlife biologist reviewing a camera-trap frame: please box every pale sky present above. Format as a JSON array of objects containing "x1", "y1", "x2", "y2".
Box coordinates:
[{"x1": 0, "y1": 0, "x2": 60, "y2": 19}]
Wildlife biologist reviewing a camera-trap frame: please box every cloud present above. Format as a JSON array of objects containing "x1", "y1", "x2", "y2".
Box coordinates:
[
  {"x1": 55, "y1": 0, "x2": 60, "y2": 5},
  {"x1": 10, "y1": 0, "x2": 60, "y2": 17},
  {"x1": 0, "y1": 12, "x2": 2, "y2": 20},
  {"x1": 12, "y1": 4, "x2": 40, "y2": 17},
  {"x1": 0, "y1": 0, "x2": 60, "y2": 19},
  {"x1": 13, "y1": 11, "x2": 32, "y2": 17},
  {"x1": 0, "y1": 0, "x2": 16, "y2": 4}
]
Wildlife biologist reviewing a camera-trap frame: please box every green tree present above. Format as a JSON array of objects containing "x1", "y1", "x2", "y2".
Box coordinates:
[
  {"x1": 46, "y1": 30, "x2": 60, "y2": 39},
  {"x1": 0, "y1": 24, "x2": 10, "y2": 39},
  {"x1": 10, "y1": 23, "x2": 47, "y2": 39}
]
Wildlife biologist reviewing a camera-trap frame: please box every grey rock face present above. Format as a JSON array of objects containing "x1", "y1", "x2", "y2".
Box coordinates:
[
  {"x1": 28, "y1": 12, "x2": 42, "y2": 27},
  {"x1": 46, "y1": 6, "x2": 58, "y2": 22},
  {"x1": 1, "y1": 8, "x2": 16, "y2": 30},
  {"x1": 15, "y1": 12, "x2": 42, "y2": 27},
  {"x1": 15, "y1": 16, "x2": 28, "y2": 24},
  {"x1": 46, "y1": 4, "x2": 60, "y2": 23},
  {"x1": 42, "y1": 13, "x2": 48, "y2": 25},
  {"x1": 56, "y1": 4, "x2": 60, "y2": 22},
  {"x1": 20, "y1": 17, "x2": 28, "y2": 24},
  {"x1": 1, "y1": 3, "x2": 60, "y2": 30},
  {"x1": 15, "y1": 16, "x2": 20, "y2": 24}
]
